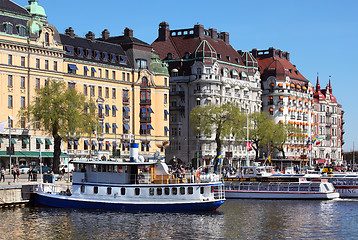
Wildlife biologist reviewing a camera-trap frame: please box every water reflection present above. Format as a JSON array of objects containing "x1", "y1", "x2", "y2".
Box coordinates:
[{"x1": 1, "y1": 200, "x2": 358, "y2": 239}]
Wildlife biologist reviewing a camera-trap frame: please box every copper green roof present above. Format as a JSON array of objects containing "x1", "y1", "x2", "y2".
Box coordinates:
[{"x1": 24, "y1": 0, "x2": 47, "y2": 19}]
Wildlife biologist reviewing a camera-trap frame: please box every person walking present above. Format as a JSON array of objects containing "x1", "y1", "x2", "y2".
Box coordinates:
[
  {"x1": 28, "y1": 167, "x2": 33, "y2": 181},
  {"x1": 12, "y1": 167, "x2": 16, "y2": 183},
  {"x1": 0, "y1": 167, "x2": 5, "y2": 182}
]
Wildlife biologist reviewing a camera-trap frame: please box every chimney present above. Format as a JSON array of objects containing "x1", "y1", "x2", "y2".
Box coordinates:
[
  {"x1": 209, "y1": 28, "x2": 217, "y2": 40},
  {"x1": 237, "y1": 50, "x2": 243, "y2": 55},
  {"x1": 268, "y1": 47, "x2": 276, "y2": 57},
  {"x1": 221, "y1": 32, "x2": 229, "y2": 44},
  {"x1": 193, "y1": 24, "x2": 204, "y2": 38},
  {"x1": 251, "y1": 48, "x2": 258, "y2": 58},
  {"x1": 158, "y1": 21, "x2": 170, "y2": 41},
  {"x1": 85, "y1": 31, "x2": 95, "y2": 41},
  {"x1": 278, "y1": 49, "x2": 283, "y2": 58},
  {"x1": 102, "y1": 29, "x2": 110, "y2": 40},
  {"x1": 124, "y1": 28, "x2": 133, "y2": 37},
  {"x1": 65, "y1": 27, "x2": 75, "y2": 38}
]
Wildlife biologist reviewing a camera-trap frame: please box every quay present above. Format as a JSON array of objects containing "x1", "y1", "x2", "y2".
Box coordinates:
[{"x1": 0, "y1": 173, "x2": 69, "y2": 208}]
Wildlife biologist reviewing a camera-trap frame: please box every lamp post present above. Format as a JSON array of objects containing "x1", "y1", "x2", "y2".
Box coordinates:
[
  {"x1": 246, "y1": 105, "x2": 250, "y2": 167},
  {"x1": 8, "y1": 116, "x2": 13, "y2": 174}
]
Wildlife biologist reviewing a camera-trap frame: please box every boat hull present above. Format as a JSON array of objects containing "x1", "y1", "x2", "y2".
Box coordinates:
[
  {"x1": 35, "y1": 193, "x2": 225, "y2": 212},
  {"x1": 224, "y1": 190, "x2": 339, "y2": 200},
  {"x1": 334, "y1": 186, "x2": 358, "y2": 198}
]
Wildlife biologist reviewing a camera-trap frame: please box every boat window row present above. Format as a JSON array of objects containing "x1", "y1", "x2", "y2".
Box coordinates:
[
  {"x1": 81, "y1": 186, "x2": 209, "y2": 196},
  {"x1": 328, "y1": 178, "x2": 358, "y2": 186}
]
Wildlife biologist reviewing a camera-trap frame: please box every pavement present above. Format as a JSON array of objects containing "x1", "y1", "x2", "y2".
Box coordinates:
[{"x1": 0, "y1": 172, "x2": 71, "y2": 187}]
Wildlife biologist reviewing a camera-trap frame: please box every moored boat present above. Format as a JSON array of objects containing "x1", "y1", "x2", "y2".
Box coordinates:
[{"x1": 323, "y1": 175, "x2": 358, "y2": 198}]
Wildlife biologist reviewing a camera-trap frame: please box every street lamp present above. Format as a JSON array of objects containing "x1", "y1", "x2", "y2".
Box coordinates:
[{"x1": 245, "y1": 104, "x2": 250, "y2": 167}]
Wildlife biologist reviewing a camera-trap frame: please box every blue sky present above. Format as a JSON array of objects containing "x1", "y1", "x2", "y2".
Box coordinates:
[{"x1": 16, "y1": 0, "x2": 358, "y2": 152}]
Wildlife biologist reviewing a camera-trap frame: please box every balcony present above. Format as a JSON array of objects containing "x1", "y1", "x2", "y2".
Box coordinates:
[
  {"x1": 170, "y1": 91, "x2": 185, "y2": 96},
  {"x1": 123, "y1": 98, "x2": 130, "y2": 105},
  {"x1": 169, "y1": 106, "x2": 185, "y2": 112},
  {"x1": 98, "y1": 113, "x2": 104, "y2": 120},
  {"x1": 140, "y1": 99, "x2": 151, "y2": 105}
]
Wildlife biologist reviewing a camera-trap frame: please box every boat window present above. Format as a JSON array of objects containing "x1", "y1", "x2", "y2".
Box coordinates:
[
  {"x1": 200, "y1": 187, "x2": 204, "y2": 194},
  {"x1": 121, "y1": 188, "x2": 126, "y2": 195},
  {"x1": 98, "y1": 166, "x2": 102, "y2": 172},
  {"x1": 172, "y1": 187, "x2": 178, "y2": 195},
  {"x1": 81, "y1": 185, "x2": 85, "y2": 193},
  {"x1": 118, "y1": 166, "x2": 123, "y2": 173},
  {"x1": 164, "y1": 187, "x2": 170, "y2": 195},
  {"x1": 80, "y1": 164, "x2": 86, "y2": 172},
  {"x1": 92, "y1": 165, "x2": 97, "y2": 172},
  {"x1": 211, "y1": 186, "x2": 214, "y2": 193},
  {"x1": 108, "y1": 165, "x2": 113, "y2": 172},
  {"x1": 107, "y1": 187, "x2": 112, "y2": 195},
  {"x1": 249, "y1": 169, "x2": 254, "y2": 174},
  {"x1": 324, "y1": 184, "x2": 330, "y2": 191},
  {"x1": 94, "y1": 187, "x2": 98, "y2": 194},
  {"x1": 102, "y1": 165, "x2": 107, "y2": 172},
  {"x1": 113, "y1": 165, "x2": 118, "y2": 173},
  {"x1": 180, "y1": 187, "x2": 185, "y2": 195},
  {"x1": 149, "y1": 188, "x2": 154, "y2": 196},
  {"x1": 135, "y1": 188, "x2": 140, "y2": 195},
  {"x1": 188, "y1": 187, "x2": 193, "y2": 194},
  {"x1": 157, "y1": 188, "x2": 162, "y2": 195}
]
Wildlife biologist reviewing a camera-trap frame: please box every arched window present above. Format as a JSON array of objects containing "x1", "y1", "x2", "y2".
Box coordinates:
[
  {"x1": 142, "y1": 77, "x2": 148, "y2": 87},
  {"x1": 45, "y1": 32, "x2": 50, "y2": 45}
]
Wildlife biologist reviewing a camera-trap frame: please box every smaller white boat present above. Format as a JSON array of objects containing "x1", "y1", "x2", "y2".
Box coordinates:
[
  {"x1": 224, "y1": 179, "x2": 339, "y2": 200},
  {"x1": 323, "y1": 175, "x2": 358, "y2": 198}
]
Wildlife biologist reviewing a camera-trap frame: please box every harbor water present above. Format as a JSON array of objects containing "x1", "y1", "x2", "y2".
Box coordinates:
[{"x1": 1, "y1": 199, "x2": 357, "y2": 240}]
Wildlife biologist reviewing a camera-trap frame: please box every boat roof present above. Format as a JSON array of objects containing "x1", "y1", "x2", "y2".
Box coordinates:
[{"x1": 70, "y1": 160, "x2": 158, "y2": 166}]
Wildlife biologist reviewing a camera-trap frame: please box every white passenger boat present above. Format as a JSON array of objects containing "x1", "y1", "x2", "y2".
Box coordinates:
[
  {"x1": 323, "y1": 175, "x2": 358, "y2": 198},
  {"x1": 224, "y1": 179, "x2": 339, "y2": 200},
  {"x1": 35, "y1": 144, "x2": 225, "y2": 212}
]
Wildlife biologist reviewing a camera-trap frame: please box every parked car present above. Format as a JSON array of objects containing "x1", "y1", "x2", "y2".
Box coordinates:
[
  {"x1": 19, "y1": 165, "x2": 30, "y2": 174},
  {"x1": 33, "y1": 166, "x2": 52, "y2": 174}
]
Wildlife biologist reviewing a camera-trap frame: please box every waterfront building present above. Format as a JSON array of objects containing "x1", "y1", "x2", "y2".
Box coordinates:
[
  {"x1": 152, "y1": 22, "x2": 261, "y2": 166},
  {"x1": 0, "y1": 0, "x2": 169, "y2": 170},
  {"x1": 312, "y1": 76, "x2": 344, "y2": 165},
  {"x1": 251, "y1": 47, "x2": 314, "y2": 166}
]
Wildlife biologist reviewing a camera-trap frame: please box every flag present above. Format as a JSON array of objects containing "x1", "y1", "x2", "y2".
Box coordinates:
[
  {"x1": 0, "y1": 120, "x2": 8, "y2": 132},
  {"x1": 213, "y1": 150, "x2": 221, "y2": 173},
  {"x1": 315, "y1": 137, "x2": 324, "y2": 145},
  {"x1": 246, "y1": 142, "x2": 253, "y2": 151},
  {"x1": 268, "y1": 155, "x2": 271, "y2": 164}
]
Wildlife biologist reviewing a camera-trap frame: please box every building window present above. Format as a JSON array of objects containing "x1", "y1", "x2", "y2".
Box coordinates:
[
  {"x1": 5, "y1": 23, "x2": 13, "y2": 34},
  {"x1": 196, "y1": 99, "x2": 200, "y2": 106},
  {"x1": 112, "y1": 106, "x2": 117, "y2": 117},
  {"x1": 127, "y1": 73, "x2": 130, "y2": 82},
  {"x1": 8, "y1": 75, "x2": 13, "y2": 87},
  {"x1": 164, "y1": 94, "x2": 167, "y2": 104},
  {"x1": 18, "y1": 26, "x2": 26, "y2": 36},
  {"x1": 53, "y1": 61, "x2": 58, "y2": 71},
  {"x1": 105, "y1": 87, "x2": 109, "y2": 98},
  {"x1": 36, "y1": 59, "x2": 40, "y2": 69},
  {"x1": 98, "y1": 68, "x2": 102, "y2": 78},
  {"x1": 98, "y1": 86, "x2": 102, "y2": 98},
  {"x1": 136, "y1": 59, "x2": 147, "y2": 69},
  {"x1": 68, "y1": 82, "x2": 76, "y2": 89},
  {"x1": 44, "y1": 32, "x2": 49, "y2": 45},
  {"x1": 83, "y1": 85, "x2": 88, "y2": 96},
  {"x1": 90, "y1": 86, "x2": 95, "y2": 97},
  {"x1": 21, "y1": 96, "x2": 25, "y2": 108},
  {"x1": 164, "y1": 78, "x2": 168, "y2": 86},
  {"x1": 8, "y1": 95, "x2": 13, "y2": 108},
  {"x1": 21, "y1": 77, "x2": 25, "y2": 88},
  {"x1": 8, "y1": 55, "x2": 12, "y2": 65},
  {"x1": 112, "y1": 88, "x2": 116, "y2": 99},
  {"x1": 112, "y1": 71, "x2": 116, "y2": 80},
  {"x1": 21, "y1": 57, "x2": 25, "y2": 67},
  {"x1": 45, "y1": 60, "x2": 49, "y2": 70},
  {"x1": 36, "y1": 78, "x2": 40, "y2": 89},
  {"x1": 105, "y1": 70, "x2": 109, "y2": 79},
  {"x1": 122, "y1": 72, "x2": 125, "y2": 81}
]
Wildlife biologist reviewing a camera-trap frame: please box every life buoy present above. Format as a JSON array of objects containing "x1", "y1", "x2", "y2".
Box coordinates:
[{"x1": 196, "y1": 171, "x2": 201, "y2": 183}]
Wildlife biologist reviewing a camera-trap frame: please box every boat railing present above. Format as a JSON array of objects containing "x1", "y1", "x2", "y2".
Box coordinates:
[
  {"x1": 38, "y1": 183, "x2": 72, "y2": 195},
  {"x1": 227, "y1": 182, "x2": 322, "y2": 192}
]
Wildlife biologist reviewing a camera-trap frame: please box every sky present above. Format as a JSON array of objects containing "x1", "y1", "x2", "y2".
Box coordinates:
[{"x1": 15, "y1": 0, "x2": 358, "y2": 152}]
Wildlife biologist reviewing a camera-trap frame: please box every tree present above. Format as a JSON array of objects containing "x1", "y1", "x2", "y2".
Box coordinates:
[
  {"x1": 19, "y1": 80, "x2": 97, "y2": 173},
  {"x1": 190, "y1": 102, "x2": 246, "y2": 161}
]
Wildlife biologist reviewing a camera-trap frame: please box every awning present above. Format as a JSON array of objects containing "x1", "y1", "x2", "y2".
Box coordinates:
[
  {"x1": 92, "y1": 140, "x2": 97, "y2": 146},
  {"x1": 68, "y1": 141, "x2": 73, "y2": 146},
  {"x1": 36, "y1": 138, "x2": 43, "y2": 144},
  {"x1": 45, "y1": 139, "x2": 52, "y2": 145},
  {"x1": 84, "y1": 140, "x2": 90, "y2": 146},
  {"x1": 164, "y1": 126, "x2": 169, "y2": 132},
  {"x1": 0, "y1": 151, "x2": 66, "y2": 158},
  {"x1": 148, "y1": 108, "x2": 154, "y2": 113},
  {"x1": 105, "y1": 123, "x2": 111, "y2": 128},
  {"x1": 98, "y1": 141, "x2": 104, "y2": 147},
  {"x1": 148, "y1": 125, "x2": 154, "y2": 130},
  {"x1": 98, "y1": 104, "x2": 104, "y2": 110},
  {"x1": 91, "y1": 67, "x2": 96, "y2": 72},
  {"x1": 99, "y1": 122, "x2": 104, "y2": 128},
  {"x1": 316, "y1": 159, "x2": 327, "y2": 164},
  {"x1": 123, "y1": 124, "x2": 130, "y2": 130},
  {"x1": 123, "y1": 107, "x2": 130, "y2": 112},
  {"x1": 74, "y1": 140, "x2": 80, "y2": 146},
  {"x1": 112, "y1": 105, "x2": 118, "y2": 111},
  {"x1": 68, "y1": 64, "x2": 78, "y2": 70},
  {"x1": 147, "y1": 143, "x2": 151, "y2": 148},
  {"x1": 112, "y1": 123, "x2": 118, "y2": 129},
  {"x1": 106, "y1": 141, "x2": 111, "y2": 147},
  {"x1": 11, "y1": 139, "x2": 16, "y2": 144},
  {"x1": 22, "y1": 139, "x2": 29, "y2": 144},
  {"x1": 105, "y1": 105, "x2": 111, "y2": 110},
  {"x1": 241, "y1": 71, "x2": 247, "y2": 77},
  {"x1": 164, "y1": 110, "x2": 169, "y2": 115},
  {"x1": 84, "y1": 66, "x2": 89, "y2": 71},
  {"x1": 0, "y1": 138, "x2": 3, "y2": 143}
]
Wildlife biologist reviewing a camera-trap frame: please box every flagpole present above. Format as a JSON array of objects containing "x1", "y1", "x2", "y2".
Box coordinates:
[
  {"x1": 9, "y1": 116, "x2": 12, "y2": 174},
  {"x1": 246, "y1": 105, "x2": 249, "y2": 167}
]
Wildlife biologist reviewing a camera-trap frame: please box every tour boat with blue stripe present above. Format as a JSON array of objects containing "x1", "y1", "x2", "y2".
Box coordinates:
[{"x1": 35, "y1": 143, "x2": 225, "y2": 212}]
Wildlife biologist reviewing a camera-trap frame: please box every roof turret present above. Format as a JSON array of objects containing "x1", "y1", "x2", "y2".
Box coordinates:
[{"x1": 25, "y1": 0, "x2": 47, "y2": 20}]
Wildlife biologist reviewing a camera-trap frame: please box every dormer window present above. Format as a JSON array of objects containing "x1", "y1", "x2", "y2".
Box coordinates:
[
  {"x1": 65, "y1": 46, "x2": 74, "y2": 55},
  {"x1": 227, "y1": 56, "x2": 231, "y2": 61},
  {"x1": 120, "y1": 56, "x2": 127, "y2": 64},
  {"x1": 17, "y1": 25, "x2": 26, "y2": 36},
  {"x1": 111, "y1": 54, "x2": 117, "y2": 63},
  {"x1": 94, "y1": 51, "x2": 101, "y2": 60},
  {"x1": 77, "y1": 48, "x2": 84, "y2": 57},
  {"x1": 184, "y1": 52, "x2": 190, "y2": 59},
  {"x1": 45, "y1": 32, "x2": 49, "y2": 45},
  {"x1": 167, "y1": 53, "x2": 172, "y2": 60},
  {"x1": 4, "y1": 23, "x2": 13, "y2": 34},
  {"x1": 217, "y1": 53, "x2": 222, "y2": 59},
  {"x1": 137, "y1": 59, "x2": 147, "y2": 69},
  {"x1": 86, "y1": 49, "x2": 92, "y2": 58},
  {"x1": 102, "y1": 52, "x2": 109, "y2": 62}
]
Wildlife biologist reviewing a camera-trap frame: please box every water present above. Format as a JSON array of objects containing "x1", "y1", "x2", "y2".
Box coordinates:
[{"x1": 1, "y1": 199, "x2": 358, "y2": 240}]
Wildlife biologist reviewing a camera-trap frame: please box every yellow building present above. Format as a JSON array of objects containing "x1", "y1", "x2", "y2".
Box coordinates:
[{"x1": 0, "y1": 0, "x2": 169, "y2": 170}]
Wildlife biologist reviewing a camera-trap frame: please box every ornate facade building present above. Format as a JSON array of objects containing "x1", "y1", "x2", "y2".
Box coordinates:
[
  {"x1": 252, "y1": 47, "x2": 314, "y2": 166},
  {"x1": 152, "y1": 22, "x2": 261, "y2": 166},
  {"x1": 312, "y1": 77, "x2": 344, "y2": 165},
  {"x1": 0, "y1": 0, "x2": 169, "y2": 170}
]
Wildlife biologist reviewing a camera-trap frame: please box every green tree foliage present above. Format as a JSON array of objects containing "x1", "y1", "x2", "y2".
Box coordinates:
[
  {"x1": 190, "y1": 102, "x2": 246, "y2": 159},
  {"x1": 19, "y1": 80, "x2": 98, "y2": 173}
]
